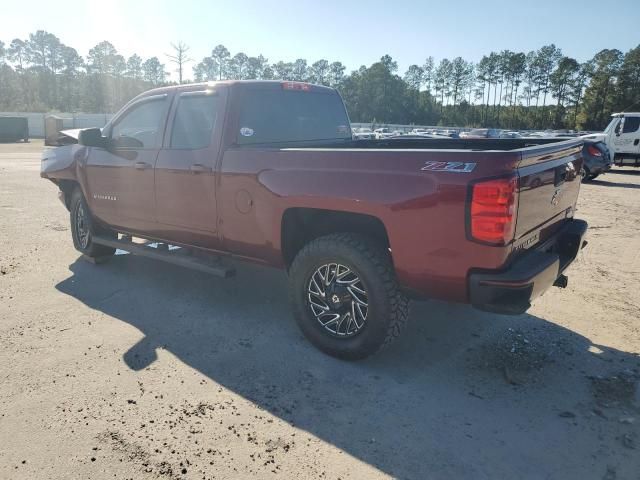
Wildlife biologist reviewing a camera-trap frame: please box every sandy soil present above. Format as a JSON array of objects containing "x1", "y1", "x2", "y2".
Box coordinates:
[{"x1": 1, "y1": 140, "x2": 639, "y2": 480}]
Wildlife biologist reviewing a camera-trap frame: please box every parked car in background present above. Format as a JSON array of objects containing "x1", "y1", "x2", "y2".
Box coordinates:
[
  {"x1": 0, "y1": 116, "x2": 29, "y2": 142},
  {"x1": 583, "y1": 112, "x2": 640, "y2": 168},
  {"x1": 580, "y1": 139, "x2": 612, "y2": 182},
  {"x1": 459, "y1": 128, "x2": 500, "y2": 139},
  {"x1": 432, "y1": 129, "x2": 460, "y2": 139},
  {"x1": 352, "y1": 127, "x2": 375, "y2": 140},
  {"x1": 524, "y1": 131, "x2": 549, "y2": 138},
  {"x1": 499, "y1": 131, "x2": 522, "y2": 139},
  {"x1": 373, "y1": 127, "x2": 399, "y2": 139}
]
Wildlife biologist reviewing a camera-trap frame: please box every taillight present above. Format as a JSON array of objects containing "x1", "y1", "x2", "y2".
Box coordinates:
[
  {"x1": 469, "y1": 177, "x2": 518, "y2": 245},
  {"x1": 282, "y1": 82, "x2": 311, "y2": 91},
  {"x1": 587, "y1": 145, "x2": 602, "y2": 157}
]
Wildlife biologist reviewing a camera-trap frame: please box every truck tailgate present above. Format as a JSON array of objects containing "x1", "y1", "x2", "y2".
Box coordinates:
[{"x1": 514, "y1": 139, "x2": 584, "y2": 247}]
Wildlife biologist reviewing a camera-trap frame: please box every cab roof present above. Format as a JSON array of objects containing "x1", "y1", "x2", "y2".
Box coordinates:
[{"x1": 140, "y1": 80, "x2": 336, "y2": 97}]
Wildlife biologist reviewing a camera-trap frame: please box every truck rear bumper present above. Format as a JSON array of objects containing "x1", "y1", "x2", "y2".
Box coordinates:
[{"x1": 469, "y1": 219, "x2": 588, "y2": 315}]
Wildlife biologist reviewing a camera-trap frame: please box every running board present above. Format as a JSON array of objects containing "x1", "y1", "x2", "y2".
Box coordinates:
[{"x1": 92, "y1": 235, "x2": 235, "y2": 278}]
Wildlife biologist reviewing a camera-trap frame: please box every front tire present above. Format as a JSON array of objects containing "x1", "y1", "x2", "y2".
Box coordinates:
[
  {"x1": 289, "y1": 233, "x2": 409, "y2": 360},
  {"x1": 69, "y1": 188, "x2": 116, "y2": 259}
]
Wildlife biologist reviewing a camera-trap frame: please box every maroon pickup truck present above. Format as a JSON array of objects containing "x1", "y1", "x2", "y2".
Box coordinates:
[{"x1": 41, "y1": 81, "x2": 588, "y2": 359}]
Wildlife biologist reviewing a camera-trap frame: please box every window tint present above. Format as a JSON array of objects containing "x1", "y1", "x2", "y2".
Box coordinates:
[
  {"x1": 170, "y1": 93, "x2": 220, "y2": 149},
  {"x1": 622, "y1": 117, "x2": 640, "y2": 133},
  {"x1": 111, "y1": 97, "x2": 167, "y2": 148},
  {"x1": 237, "y1": 89, "x2": 351, "y2": 145}
]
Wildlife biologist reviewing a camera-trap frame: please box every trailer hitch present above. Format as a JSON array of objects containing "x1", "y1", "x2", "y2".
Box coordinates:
[{"x1": 553, "y1": 274, "x2": 569, "y2": 289}]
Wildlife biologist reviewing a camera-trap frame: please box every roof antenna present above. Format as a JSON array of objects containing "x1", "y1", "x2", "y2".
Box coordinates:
[{"x1": 621, "y1": 100, "x2": 640, "y2": 112}]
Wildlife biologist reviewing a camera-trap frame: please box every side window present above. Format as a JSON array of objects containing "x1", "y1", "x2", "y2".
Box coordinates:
[
  {"x1": 622, "y1": 117, "x2": 640, "y2": 134},
  {"x1": 111, "y1": 97, "x2": 168, "y2": 149},
  {"x1": 170, "y1": 93, "x2": 219, "y2": 149}
]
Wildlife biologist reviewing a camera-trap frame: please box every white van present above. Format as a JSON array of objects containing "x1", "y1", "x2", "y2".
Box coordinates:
[{"x1": 583, "y1": 113, "x2": 640, "y2": 167}]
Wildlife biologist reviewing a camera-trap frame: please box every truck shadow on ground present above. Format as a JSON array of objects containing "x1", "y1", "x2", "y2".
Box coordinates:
[
  {"x1": 607, "y1": 169, "x2": 640, "y2": 176},
  {"x1": 56, "y1": 254, "x2": 640, "y2": 479},
  {"x1": 589, "y1": 179, "x2": 640, "y2": 189}
]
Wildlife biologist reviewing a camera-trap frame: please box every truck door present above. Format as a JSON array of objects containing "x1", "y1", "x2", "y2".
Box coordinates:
[
  {"x1": 85, "y1": 94, "x2": 170, "y2": 231},
  {"x1": 154, "y1": 88, "x2": 226, "y2": 248},
  {"x1": 612, "y1": 115, "x2": 640, "y2": 165}
]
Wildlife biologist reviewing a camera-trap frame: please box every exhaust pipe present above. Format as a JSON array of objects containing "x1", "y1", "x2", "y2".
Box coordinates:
[{"x1": 553, "y1": 274, "x2": 568, "y2": 289}]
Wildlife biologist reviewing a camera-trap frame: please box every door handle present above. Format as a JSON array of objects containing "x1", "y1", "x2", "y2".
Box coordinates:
[
  {"x1": 134, "y1": 162, "x2": 150, "y2": 170},
  {"x1": 190, "y1": 163, "x2": 208, "y2": 173},
  {"x1": 634, "y1": 139, "x2": 639, "y2": 146}
]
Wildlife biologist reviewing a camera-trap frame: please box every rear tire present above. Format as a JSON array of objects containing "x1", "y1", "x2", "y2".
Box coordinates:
[
  {"x1": 69, "y1": 188, "x2": 116, "y2": 259},
  {"x1": 289, "y1": 233, "x2": 409, "y2": 360}
]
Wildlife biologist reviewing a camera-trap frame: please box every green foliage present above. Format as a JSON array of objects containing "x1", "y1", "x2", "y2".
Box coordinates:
[
  {"x1": 0, "y1": 30, "x2": 638, "y2": 131},
  {"x1": 579, "y1": 49, "x2": 624, "y2": 129}
]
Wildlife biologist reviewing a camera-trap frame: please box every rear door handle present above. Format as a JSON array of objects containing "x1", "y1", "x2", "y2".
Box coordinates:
[
  {"x1": 634, "y1": 139, "x2": 639, "y2": 146},
  {"x1": 190, "y1": 163, "x2": 208, "y2": 173},
  {"x1": 134, "y1": 162, "x2": 151, "y2": 170}
]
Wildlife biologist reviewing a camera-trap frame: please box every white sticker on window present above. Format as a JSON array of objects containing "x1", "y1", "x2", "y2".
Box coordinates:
[{"x1": 240, "y1": 127, "x2": 254, "y2": 137}]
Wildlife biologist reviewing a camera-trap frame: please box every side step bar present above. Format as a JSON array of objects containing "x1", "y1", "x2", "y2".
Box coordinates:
[{"x1": 92, "y1": 235, "x2": 235, "y2": 278}]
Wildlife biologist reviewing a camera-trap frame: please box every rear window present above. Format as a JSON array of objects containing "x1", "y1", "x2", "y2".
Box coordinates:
[{"x1": 237, "y1": 88, "x2": 351, "y2": 145}]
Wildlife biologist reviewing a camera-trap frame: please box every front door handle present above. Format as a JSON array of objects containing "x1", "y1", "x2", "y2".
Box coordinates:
[
  {"x1": 134, "y1": 162, "x2": 150, "y2": 170},
  {"x1": 634, "y1": 139, "x2": 639, "y2": 146},
  {"x1": 190, "y1": 163, "x2": 208, "y2": 173}
]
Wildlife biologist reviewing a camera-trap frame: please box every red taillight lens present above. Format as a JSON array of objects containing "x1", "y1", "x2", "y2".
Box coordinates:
[
  {"x1": 587, "y1": 145, "x2": 602, "y2": 157},
  {"x1": 282, "y1": 82, "x2": 311, "y2": 91},
  {"x1": 470, "y1": 177, "x2": 518, "y2": 245}
]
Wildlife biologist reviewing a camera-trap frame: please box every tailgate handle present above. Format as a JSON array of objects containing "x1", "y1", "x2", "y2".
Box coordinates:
[{"x1": 555, "y1": 162, "x2": 576, "y2": 186}]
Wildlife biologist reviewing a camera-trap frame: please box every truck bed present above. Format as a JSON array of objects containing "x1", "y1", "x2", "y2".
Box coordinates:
[{"x1": 237, "y1": 137, "x2": 578, "y2": 152}]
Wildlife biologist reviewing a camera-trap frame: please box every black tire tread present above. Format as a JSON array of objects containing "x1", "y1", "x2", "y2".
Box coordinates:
[
  {"x1": 70, "y1": 188, "x2": 116, "y2": 259},
  {"x1": 289, "y1": 232, "x2": 409, "y2": 359}
]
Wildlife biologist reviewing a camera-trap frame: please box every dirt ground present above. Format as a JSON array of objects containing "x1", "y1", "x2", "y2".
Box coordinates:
[{"x1": 1, "y1": 140, "x2": 639, "y2": 480}]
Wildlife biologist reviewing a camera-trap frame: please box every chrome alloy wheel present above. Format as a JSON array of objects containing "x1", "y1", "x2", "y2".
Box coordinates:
[
  {"x1": 75, "y1": 201, "x2": 90, "y2": 249},
  {"x1": 307, "y1": 263, "x2": 369, "y2": 337}
]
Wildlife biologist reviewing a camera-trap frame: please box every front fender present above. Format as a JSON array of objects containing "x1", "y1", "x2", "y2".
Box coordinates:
[{"x1": 40, "y1": 144, "x2": 84, "y2": 181}]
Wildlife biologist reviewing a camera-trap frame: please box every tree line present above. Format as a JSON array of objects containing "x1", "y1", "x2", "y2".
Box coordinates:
[{"x1": 0, "y1": 30, "x2": 638, "y2": 131}]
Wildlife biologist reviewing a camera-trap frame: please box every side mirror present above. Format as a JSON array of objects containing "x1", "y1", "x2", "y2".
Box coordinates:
[{"x1": 78, "y1": 128, "x2": 108, "y2": 148}]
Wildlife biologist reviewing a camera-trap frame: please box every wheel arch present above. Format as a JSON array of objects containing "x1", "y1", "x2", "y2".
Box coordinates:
[
  {"x1": 57, "y1": 179, "x2": 82, "y2": 210},
  {"x1": 281, "y1": 207, "x2": 391, "y2": 269}
]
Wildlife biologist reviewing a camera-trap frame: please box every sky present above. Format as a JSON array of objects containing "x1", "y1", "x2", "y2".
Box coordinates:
[{"x1": 2, "y1": 0, "x2": 639, "y2": 81}]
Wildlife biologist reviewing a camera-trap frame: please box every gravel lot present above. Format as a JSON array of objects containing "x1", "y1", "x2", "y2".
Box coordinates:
[{"x1": 1, "y1": 140, "x2": 639, "y2": 480}]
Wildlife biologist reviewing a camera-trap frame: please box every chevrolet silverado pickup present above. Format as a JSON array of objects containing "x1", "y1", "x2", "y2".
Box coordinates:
[{"x1": 41, "y1": 81, "x2": 588, "y2": 360}]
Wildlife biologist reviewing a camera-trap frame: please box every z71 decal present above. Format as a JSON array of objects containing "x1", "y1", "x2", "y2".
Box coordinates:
[{"x1": 421, "y1": 161, "x2": 477, "y2": 173}]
